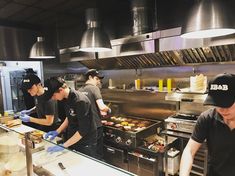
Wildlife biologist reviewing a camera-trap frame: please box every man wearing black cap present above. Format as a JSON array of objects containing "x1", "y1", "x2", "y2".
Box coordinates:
[
  {"x1": 44, "y1": 77, "x2": 97, "y2": 158},
  {"x1": 20, "y1": 74, "x2": 59, "y2": 132},
  {"x1": 180, "y1": 73, "x2": 235, "y2": 176},
  {"x1": 80, "y1": 69, "x2": 111, "y2": 160}
]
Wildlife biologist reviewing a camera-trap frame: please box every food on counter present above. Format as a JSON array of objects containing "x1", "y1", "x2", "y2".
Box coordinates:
[
  {"x1": 110, "y1": 116, "x2": 117, "y2": 120},
  {"x1": 121, "y1": 121, "x2": 128, "y2": 126},
  {"x1": 148, "y1": 143, "x2": 164, "y2": 152},
  {"x1": 133, "y1": 126, "x2": 146, "y2": 132},
  {"x1": 0, "y1": 116, "x2": 14, "y2": 124},
  {"x1": 5, "y1": 152, "x2": 26, "y2": 172},
  {"x1": 101, "y1": 120, "x2": 107, "y2": 124},
  {"x1": 101, "y1": 120, "x2": 114, "y2": 126},
  {"x1": 142, "y1": 135, "x2": 165, "y2": 153},
  {"x1": 123, "y1": 125, "x2": 132, "y2": 130},
  {"x1": 6, "y1": 119, "x2": 22, "y2": 128},
  {"x1": 137, "y1": 123, "x2": 146, "y2": 127},
  {"x1": 102, "y1": 116, "x2": 154, "y2": 132},
  {"x1": 117, "y1": 117, "x2": 127, "y2": 122},
  {"x1": 18, "y1": 130, "x2": 44, "y2": 145},
  {"x1": 0, "y1": 135, "x2": 19, "y2": 153},
  {"x1": 1, "y1": 170, "x2": 12, "y2": 176},
  {"x1": 131, "y1": 120, "x2": 139, "y2": 124},
  {"x1": 145, "y1": 134, "x2": 164, "y2": 144},
  {"x1": 141, "y1": 120, "x2": 150, "y2": 125},
  {"x1": 31, "y1": 130, "x2": 44, "y2": 138},
  {"x1": 106, "y1": 121, "x2": 114, "y2": 126},
  {"x1": 125, "y1": 119, "x2": 132, "y2": 122},
  {"x1": 114, "y1": 123, "x2": 123, "y2": 128},
  {"x1": 29, "y1": 135, "x2": 42, "y2": 144}
]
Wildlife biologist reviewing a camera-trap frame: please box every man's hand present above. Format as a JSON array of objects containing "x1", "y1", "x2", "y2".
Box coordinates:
[
  {"x1": 44, "y1": 131, "x2": 59, "y2": 140},
  {"x1": 19, "y1": 114, "x2": 30, "y2": 122},
  {"x1": 20, "y1": 109, "x2": 33, "y2": 115},
  {"x1": 47, "y1": 145, "x2": 64, "y2": 153}
]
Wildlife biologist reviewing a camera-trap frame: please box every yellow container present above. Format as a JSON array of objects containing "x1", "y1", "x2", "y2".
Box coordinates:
[
  {"x1": 135, "y1": 79, "x2": 141, "y2": 90},
  {"x1": 167, "y1": 78, "x2": 172, "y2": 92},
  {"x1": 159, "y1": 79, "x2": 163, "y2": 92},
  {"x1": 4, "y1": 111, "x2": 8, "y2": 117}
]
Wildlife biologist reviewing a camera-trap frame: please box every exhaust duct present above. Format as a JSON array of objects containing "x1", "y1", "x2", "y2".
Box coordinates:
[
  {"x1": 59, "y1": 2, "x2": 235, "y2": 70},
  {"x1": 131, "y1": 0, "x2": 149, "y2": 36}
]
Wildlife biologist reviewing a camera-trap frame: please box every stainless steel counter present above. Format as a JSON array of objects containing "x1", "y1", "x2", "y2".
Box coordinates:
[{"x1": 0, "y1": 124, "x2": 136, "y2": 176}]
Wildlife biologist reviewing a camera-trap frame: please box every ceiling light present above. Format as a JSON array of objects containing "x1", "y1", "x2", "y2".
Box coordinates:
[
  {"x1": 80, "y1": 8, "x2": 111, "y2": 52},
  {"x1": 29, "y1": 37, "x2": 55, "y2": 59},
  {"x1": 181, "y1": 0, "x2": 235, "y2": 39}
]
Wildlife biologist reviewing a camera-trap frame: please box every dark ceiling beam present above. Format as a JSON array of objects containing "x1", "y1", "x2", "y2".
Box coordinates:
[{"x1": 0, "y1": 18, "x2": 41, "y2": 30}]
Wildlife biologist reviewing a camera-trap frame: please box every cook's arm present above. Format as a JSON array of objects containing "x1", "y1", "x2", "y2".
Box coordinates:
[
  {"x1": 179, "y1": 138, "x2": 202, "y2": 176},
  {"x1": 30, "y1": 115, "x2": 54, "y2": 126},
  {"x1": 96, "y1": 99, "x2": 110, "y2": 111},
  {"x1": 63, "y1": 131, "x2": 82, "y2": 148},
  {"x1": 56, "y1": 117, "x2": 68, "y2": 134}
]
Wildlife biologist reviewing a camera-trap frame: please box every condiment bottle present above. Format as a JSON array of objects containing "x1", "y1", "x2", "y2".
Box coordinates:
[
  {"x1": 135, "y1": 79, "x2": 141, "y2": 90},
  {"x1": 159, "y1": 79, "x2": 163, "y2": 92},
  {"x1": 167, "y1": 78, "x2": 172, "y2": 92}
]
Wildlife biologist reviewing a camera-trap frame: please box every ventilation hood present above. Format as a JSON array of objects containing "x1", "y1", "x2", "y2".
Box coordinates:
[{"x1": 60, "y1": 27, "x2": 235, "y2": 70}]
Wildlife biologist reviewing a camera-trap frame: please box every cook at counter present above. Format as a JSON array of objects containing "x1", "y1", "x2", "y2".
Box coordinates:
[
  {"x1": 179, "y1": 73, "x2": 235, "y2": 176},
  {"x1": 20, "y1": 74, "x2": 59, "y2": 132},
  {"x1": 43, "y1": 77, "x2": 97, "y2": 158},
  {"x1": 80, "y1": 69, "x2": 111, "y2": 160}
]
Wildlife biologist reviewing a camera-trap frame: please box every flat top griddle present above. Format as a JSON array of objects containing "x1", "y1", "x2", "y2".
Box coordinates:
[{"x1": 101, "y1": 115, "x2": 156, "y2": 133}]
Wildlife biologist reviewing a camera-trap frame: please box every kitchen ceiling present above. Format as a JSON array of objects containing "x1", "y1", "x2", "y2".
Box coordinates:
[
  {"x1": 1, "y1": 0, "x2": 235, "y2": 70},
  {"x1": 0, "y1": 0, "x2": 98, "y2": 28},
  {"x1": 0, "y1": 0, "x2": 135, "y2": 29},
  {"x1": 1, "y1": 0, "x2": 235, "y2": 37},
  {"x1": 0, "y1": 0, "x2": 197, "y2": 30}
]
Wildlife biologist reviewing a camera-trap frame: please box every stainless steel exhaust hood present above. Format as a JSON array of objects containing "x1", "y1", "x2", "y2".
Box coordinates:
[{"x1": 60, "y1": 27, "x2": 235, "y2": 70}]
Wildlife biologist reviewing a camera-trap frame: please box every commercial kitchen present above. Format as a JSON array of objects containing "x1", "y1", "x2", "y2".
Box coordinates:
[{"x1": 0, "y1": 0, "x2": 235, "y2": 175}]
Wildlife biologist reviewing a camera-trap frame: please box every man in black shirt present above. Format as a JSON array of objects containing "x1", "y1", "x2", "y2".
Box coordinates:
[
  {"x1": 180, "y1": 73, "x2": 235, "y2": 176},
  {"x1": 20, "y1": 74, "x2": 59, "y2": 132},
  {"x1": 44, "y1": 77, "x2": 97, "y2": 158},
  {"x1": 80, "y1": 69, "x2": 111, "y2": 160}
]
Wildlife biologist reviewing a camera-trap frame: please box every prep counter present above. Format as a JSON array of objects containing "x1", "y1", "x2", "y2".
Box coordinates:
[{"x1": 0, "y1": 123, "x2": 136, "y2": 176}]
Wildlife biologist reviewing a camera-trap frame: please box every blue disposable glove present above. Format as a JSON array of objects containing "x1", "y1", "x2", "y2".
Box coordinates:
[
  {"x1": 47, "y1": 145, "x2": 64, "y2": 153},
  {"x1": 44, "y1": 131, "x2": 59, "y2": 140},
  {"x1": 19, "y1": 114, "x2": 31, "y2": 122},
  {"x1": 20, "y1": 109, "x2": 33, "y2": 115}
]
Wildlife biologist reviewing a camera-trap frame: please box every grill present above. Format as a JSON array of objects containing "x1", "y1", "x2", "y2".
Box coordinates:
[
  {"x1": 102, "y1": 115, "x2": 162, "y2": 149},
  {"x1": 164, "y1": 113, "x2": 198, "y2": 133}
]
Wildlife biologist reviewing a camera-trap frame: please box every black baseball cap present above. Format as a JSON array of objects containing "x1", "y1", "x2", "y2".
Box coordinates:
[
  {"x1": 204, "y1": 73, "x2": 235, "y2": 108},
  {"x1": 44, "y1": 77, "x2": 65, "y2": 100},
  {"x1": 21, "y1": 74, "x2": 41, "y2": 90},
  {"x1": 85, "y1": 69, "x2": 104, "y2": 80}
]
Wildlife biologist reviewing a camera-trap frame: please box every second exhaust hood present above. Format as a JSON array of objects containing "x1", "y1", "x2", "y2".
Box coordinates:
[{"x1": 60, "y1": 27, "x2": 235, "y2": 70}]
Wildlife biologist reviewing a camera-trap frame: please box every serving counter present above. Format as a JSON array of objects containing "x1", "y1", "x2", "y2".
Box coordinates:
[{"x1": 0, "y1": 123, "x2": 136, "y2": 176}]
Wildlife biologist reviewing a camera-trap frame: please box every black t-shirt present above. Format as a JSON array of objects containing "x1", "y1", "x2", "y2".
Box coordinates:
[
  {"x1": 34, "y1": 94, "x2": 59, "y2": 131},
  {"x1": 64, "y1": 88, "x2": 97, "y2": 147},
  {"x1": 79, "y1": 84, "x2": 102, "y2": 128},
  {"x1": 191, "y1": 108, "x2": 235, "y2": 176}
]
